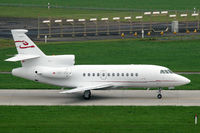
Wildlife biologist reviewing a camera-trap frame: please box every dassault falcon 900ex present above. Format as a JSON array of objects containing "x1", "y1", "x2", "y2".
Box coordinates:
[{"x1": 5, "y1": 29, "x2": 190, "y2": 100}]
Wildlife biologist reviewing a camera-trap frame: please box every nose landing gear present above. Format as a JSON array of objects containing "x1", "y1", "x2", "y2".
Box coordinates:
[
  {"x1": 83, "y1": 90, "x2": 91, "y2": 100},
  {"x1": 157, "y1": 88, "x2": 162, "y2": 99}
]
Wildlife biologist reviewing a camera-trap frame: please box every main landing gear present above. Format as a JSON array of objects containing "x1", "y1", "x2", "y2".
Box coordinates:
[
  {"x1": 157, "y1": 88, "x2": 162, "y2": 99},
  {"x1": 83, "y1": 90, "x2": 91, "y2": 100}
]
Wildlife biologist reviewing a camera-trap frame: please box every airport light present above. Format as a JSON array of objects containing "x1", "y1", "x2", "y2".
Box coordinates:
[
  {"x1": 180, "y1": 14, "x2": 188, "y2": 31},
  {"x1": 66, "y1": 19, "x2": 74, "y2": 22},
  {"x1": 136, "y1": 16, "x2": 143, "y2": 19},
  {"x1": 48, "y1": 3, "x2": 50, "y2": 9},
  {"x1": 180, "y1": 14, "x2": 187, "y2": 17},
  {"x1": 54, "y1": 20, "x2": 63, "y2": 37},
  {"x1": 153, "y1": 11, "x2": 160, "y2": 15},
  {"x1": 195, "y1": 114, "x2": 198, "y2": 125},
  {"x1": 113, "y1": 17, "x2": 120, "y2": 20},
  {"x1": 43, "y1": 20, "x2": 50, "y2": 23},
  {"x1": 113, "y1": 17, "x2": 120, "y2": 34},
  {"x1": 78, "y1": 19, "x2": 86, "y2": 22},
  {"x1": 191, "y1": 13, "x2": 199, "y2": 30},
  {"x1": 78, "y1": 19, "x2": 86, "y2": 36},
  {"x1": 161, "y1": 11, "x2": 168, "y2": 14},
  {"x1": 66, "y1": 19, "x2": 75, "y2": 37},
  {"x1": 101, "y1": 18, "x2": 109, "y2": 35},
  {"x1": 55, "y1": 20, "x2": 62, "y2": 23},
  {"x1": 90, "y1": 18, "x2": 97, "y2": 21},
  {"x1": 90, "y1": 18, "x2": 98, "y2": 36},
  {"x1": 124, "y1": 17, "x2": 132, "y2": 34},
  {"x1": 101, "y1": 18, "x2": 109, "y2": 21},
  {"x1": 135, "y1": 16, "x2": 144, "y2": 37},
  {"x1": 42, "y1": 20, "x2": 51, "y2": 37},
  {"x1": 144, "y1": 12, "x2": 151, "y2": 15},
  {"x1": 192, "y1": 13, "x2": 199, "y2": 16},
  {"x1": 194, "y1": 7, "x2": 196, "y2": 14},
  {"x1": 124, "y1": 16, "x2": 131, "y2": 20},
  {"x1": 141, "y1": 29, "x2": 144, "y2": 38},
  {"x1": 169, "y1": 14, "x2": 176, "y2": 18}
]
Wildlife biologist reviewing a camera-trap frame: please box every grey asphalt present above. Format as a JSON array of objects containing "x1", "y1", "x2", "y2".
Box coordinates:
[
  {"x1": 0, "y1": 89, "x2": 200, "y2": 106},
  {"x1": 0, "y1": 72, "x2": 11, "y2": 74}
]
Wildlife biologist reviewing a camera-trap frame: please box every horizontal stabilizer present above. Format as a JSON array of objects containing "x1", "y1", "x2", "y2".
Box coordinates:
[
  {"x1": 5, "y1": 54, "x2": 40, "y2": 62},
  {"x1": 60, "y1": 84, "x2": 112, "y2": 94}
]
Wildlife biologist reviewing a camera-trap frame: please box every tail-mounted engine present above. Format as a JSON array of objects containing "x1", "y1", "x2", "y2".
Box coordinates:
[{"x1": 35, "y1": 66, "x2": 72, "y2": 79}]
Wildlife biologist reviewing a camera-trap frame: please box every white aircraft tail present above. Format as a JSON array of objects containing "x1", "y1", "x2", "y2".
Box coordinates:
[
  {"x1": 6, "y1": 29, "x2": 75, "y2": 68},
  {"x1": 11, "y1": 29, "x2": 45, "y2": 56},
  {"x1": 5, "y1": 29, "x2": 45, "y2": 62}
]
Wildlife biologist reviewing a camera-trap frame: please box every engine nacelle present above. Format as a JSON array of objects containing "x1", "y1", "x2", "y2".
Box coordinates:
[
  {"x1": 45, "y1": 55, "x2": 75, "y2": 66},
  {"x1": 35, "y1": 66, "x2": 72, "y2": 79}
]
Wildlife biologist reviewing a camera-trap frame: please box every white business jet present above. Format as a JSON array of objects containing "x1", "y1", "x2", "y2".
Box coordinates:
[{"x1": 6, "y1": 29, "x2": 190, "y2": 100}]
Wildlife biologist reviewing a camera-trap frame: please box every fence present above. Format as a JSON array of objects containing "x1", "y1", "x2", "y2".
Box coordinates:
[{"x1": 37, "y1": 10, "x2": 200, "y2": 38}]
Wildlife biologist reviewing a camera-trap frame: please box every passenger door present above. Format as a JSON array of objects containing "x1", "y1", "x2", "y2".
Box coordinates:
[{"x1": 100, "y1": 70, "x2": 107, "y2": 80}]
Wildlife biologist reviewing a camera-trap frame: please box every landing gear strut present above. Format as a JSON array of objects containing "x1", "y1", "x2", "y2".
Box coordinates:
[
  {"x1": 83, "y1": 90, "x2": 91, "y2": 100},
  {"x1": 157, "y1": 88, "x2": 162, "y2": 99}
]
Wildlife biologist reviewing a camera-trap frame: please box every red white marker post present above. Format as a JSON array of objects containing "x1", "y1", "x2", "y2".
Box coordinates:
[{"x1": 195, "y1": 114, "x2": 198, "y2": 125}]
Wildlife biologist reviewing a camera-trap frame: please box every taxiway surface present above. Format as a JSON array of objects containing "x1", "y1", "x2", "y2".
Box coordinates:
[{"x1": 0, "y1": 90, "x2": 200, "y2": 106}]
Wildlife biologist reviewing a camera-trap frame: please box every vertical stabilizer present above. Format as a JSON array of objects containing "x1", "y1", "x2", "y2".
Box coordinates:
[{"x1": 11, "y1": 29, "x2": 45, "y2": 56}]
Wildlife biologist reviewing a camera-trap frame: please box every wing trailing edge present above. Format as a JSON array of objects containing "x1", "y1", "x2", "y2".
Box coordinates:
[{"x1": 60, "y1": 84, "x2": 112, "y2": 94}]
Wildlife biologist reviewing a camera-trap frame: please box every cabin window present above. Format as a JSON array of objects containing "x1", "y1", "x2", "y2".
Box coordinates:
[
  {"x1": 126, "y1": 73, "x2": 129, "y2": 76},
  {"x1": 102, "y1": 73, "x2": 105, "y2": 76},
  {"x1": 112, "y1": 73, "x2": 115, "y2": 76},
  {"x1": 107, "y1": 73, "x2": 110, "y2": 76},
  {"x1": 88, "y1": 73, "x2": 90, "y2": 76},
  {"x1": 83, "y1": 73, "x2": 86, "y2": 76},
  {"x1": 135, "y1": 73, "x2": 138, "y2": 76},
  {"x1": 97, "y1": 73, "x2": 100, "y2": 76},
  {"x1": 121, "y1": 73, "x2": 124, "y2": 76},
  {"x1": 117, "y1": 73, "x2": 120, "y2": 76},
  {"x1": 92, "y1": 73, "x2": 95, "y2": 76},
  {"x1": 131, "y1": 73, "x2": 134, "y2": 76}
]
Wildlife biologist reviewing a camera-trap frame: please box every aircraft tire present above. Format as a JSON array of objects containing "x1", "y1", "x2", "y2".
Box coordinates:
[
  {"x1": 83, "y1": 90, "x2": 91, "y2": 100},
  {"x1": 157, "y1": 94, "x2": 162, "y2": 99}
]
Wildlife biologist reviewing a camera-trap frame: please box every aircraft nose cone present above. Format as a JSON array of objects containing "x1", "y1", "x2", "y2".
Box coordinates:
[
  {"x1": 179, "y1": 76, "x2": 191, "y2": 85},
  {"x1": 184, "y1": 78, "x2": 191, "y2": 84}
]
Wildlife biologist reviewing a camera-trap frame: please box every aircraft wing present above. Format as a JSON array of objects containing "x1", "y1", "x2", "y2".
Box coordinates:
[
  {"x1": 60, "y1": 84, "x2": 112, "y2": 94},
  {"x1": 5, "y1": 54, "x2": 40, "y2": 62}
]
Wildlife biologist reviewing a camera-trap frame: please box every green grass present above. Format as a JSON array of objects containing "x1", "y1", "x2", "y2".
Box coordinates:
[
  {"x1": 0, "y1": 6, "x2": 133, "y2": 19},
  {"x1": 0, "y1": 0, "x2": 200, "y2": 19},
  {"x1": 0, "y1": 106, "x2": 199, "y2": 133},
  {"x1": 1, "y1": 0, "x2": 200, "y2": 10},
  {"x1": 0, "y1": 74, "x2": 199, "y2": 89},
  {"x1": 0, "y1": 74, "x2": 59, "y2": 89},
  {"x1": 1, "y1": 39, "x2": 200, "y2": 72},
  {"x1": 0, "y1": 6, "x2": 198, "y2": 22}
]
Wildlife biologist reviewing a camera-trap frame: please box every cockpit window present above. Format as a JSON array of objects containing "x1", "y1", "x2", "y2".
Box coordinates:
[
  {"x1": 160, "y1": 70, "x2": 165, "y2": 74},
  {"x1": 160, "y1": 69, "x2": 173, "y2": 74},
  {"x1": 168, "y1": 70, "x2": 173, "y2": 73},
  {"x1": 164, "y1": 70, "x2": 169, "y2": 74}
]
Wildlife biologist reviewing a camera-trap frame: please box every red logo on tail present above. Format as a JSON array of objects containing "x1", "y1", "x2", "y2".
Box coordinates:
[{"x1": 15, "y1": 40, "x2": 35, "y2": 49}]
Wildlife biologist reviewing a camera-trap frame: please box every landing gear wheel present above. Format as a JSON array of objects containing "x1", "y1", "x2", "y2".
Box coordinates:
[
  {"x1": 157, "y1": 94, "x2": 162, "y2": 99},
  {"x1": 157, "y1": 88, "x2": 162, "y2": 99},
  {"x1": 83, "y1": 90, "x2": 91, "y2": 100}
]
